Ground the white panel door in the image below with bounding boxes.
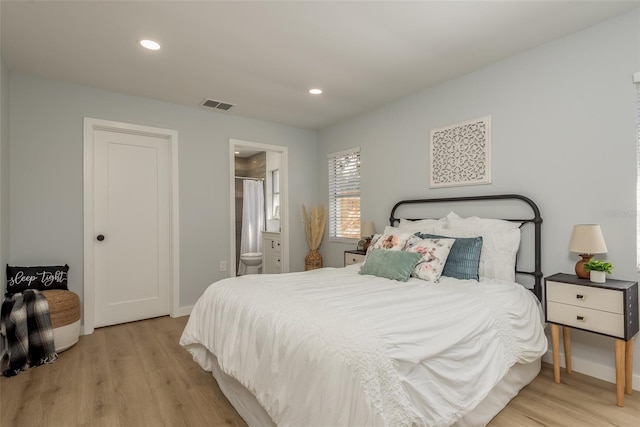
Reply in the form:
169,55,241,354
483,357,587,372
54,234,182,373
93,130,170,327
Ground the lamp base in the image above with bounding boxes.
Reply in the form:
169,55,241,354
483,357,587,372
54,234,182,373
575,254,593,279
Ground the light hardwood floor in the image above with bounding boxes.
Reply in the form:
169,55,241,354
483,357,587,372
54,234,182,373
1,316,639,426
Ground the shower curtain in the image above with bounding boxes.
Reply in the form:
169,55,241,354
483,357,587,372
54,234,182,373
238,179,265,275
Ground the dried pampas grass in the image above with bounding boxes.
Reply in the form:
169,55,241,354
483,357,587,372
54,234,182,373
302,205,327,250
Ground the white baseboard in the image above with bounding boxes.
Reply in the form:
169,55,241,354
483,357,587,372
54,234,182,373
80,306,193,335
174,305,193,317
542,350,640,391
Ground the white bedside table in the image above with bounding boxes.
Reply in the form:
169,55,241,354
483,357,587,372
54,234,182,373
545,273,639,407
344,250,366,266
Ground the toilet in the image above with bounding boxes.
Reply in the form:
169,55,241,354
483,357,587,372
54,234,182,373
240,252,263,274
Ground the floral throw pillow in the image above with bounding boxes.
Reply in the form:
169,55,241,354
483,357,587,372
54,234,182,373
405,238,455,282
367,233,416,253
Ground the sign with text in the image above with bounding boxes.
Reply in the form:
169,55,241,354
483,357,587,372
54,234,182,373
6,264,69,295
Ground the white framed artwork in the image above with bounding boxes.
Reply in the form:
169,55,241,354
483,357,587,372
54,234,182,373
429,115,491,188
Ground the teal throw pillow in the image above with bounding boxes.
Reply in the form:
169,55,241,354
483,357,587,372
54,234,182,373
359,249,422,282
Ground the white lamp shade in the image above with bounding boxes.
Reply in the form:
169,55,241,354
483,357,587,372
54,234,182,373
568,224,608,254
361,221,376,238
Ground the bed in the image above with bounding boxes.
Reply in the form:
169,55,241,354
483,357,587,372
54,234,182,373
180,194,548,427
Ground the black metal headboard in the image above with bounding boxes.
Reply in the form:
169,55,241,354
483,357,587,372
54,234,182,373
389,194,543,301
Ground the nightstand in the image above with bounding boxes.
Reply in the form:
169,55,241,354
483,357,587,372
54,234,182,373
344,250,366,266
545,273,639,406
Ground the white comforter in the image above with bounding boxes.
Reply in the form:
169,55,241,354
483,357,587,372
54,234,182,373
180,265,547,427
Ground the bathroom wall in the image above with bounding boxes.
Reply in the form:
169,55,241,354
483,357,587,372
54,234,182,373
234,152,266,272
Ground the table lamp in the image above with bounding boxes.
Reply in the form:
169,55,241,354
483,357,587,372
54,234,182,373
361,221,376,251
568,224,608,279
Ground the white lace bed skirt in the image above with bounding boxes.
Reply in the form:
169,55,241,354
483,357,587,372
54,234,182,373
193,345,541,427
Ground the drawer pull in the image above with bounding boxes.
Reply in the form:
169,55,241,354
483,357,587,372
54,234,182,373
576,315,585,321
576,294,584,300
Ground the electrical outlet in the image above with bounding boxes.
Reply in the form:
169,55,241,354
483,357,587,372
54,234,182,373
219,260,227,272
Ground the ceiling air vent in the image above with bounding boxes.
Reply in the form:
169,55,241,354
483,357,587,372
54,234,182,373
202,98,235,111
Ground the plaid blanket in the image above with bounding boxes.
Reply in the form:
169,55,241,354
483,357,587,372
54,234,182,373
1,290,57,377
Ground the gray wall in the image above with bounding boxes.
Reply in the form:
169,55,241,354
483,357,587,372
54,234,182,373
318,11,640,378
8,73,318,310
0,56,7,294
0,5,9,356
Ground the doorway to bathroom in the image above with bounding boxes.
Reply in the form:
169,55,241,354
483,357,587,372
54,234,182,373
229,139,288,277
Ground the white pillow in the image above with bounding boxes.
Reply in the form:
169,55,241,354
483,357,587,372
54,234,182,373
405,238,455,282
444,211,461,221
383,225,403,235
446,215,521,231
399,218,445,228
398,218,446,234
433,227,520,282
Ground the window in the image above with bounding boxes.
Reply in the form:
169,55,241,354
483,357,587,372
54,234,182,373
328,148,361,240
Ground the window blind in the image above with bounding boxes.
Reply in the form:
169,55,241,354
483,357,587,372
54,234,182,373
328,148,361,240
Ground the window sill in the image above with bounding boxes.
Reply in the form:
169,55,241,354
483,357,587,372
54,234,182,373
329,237,358,244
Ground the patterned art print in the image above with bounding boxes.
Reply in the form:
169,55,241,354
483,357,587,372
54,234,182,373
429,116,491,188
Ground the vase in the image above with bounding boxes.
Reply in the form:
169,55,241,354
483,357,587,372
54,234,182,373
590,270,606,283
305,249,323,271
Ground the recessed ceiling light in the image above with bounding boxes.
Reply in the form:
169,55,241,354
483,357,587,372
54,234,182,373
139,39,161,51
234,151,240,155
309,88,322,95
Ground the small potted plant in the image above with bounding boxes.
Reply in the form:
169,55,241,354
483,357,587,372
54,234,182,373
583,259,613,283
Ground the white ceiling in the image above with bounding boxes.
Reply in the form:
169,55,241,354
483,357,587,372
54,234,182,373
2,1,638,130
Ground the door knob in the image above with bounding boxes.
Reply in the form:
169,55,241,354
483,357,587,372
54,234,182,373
97,234,105,241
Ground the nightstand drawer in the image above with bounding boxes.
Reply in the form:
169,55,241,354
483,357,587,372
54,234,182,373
547,301,624,338
344,252,366,266
546,281,623,314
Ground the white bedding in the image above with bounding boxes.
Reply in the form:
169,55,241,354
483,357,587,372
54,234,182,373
180,264,547,427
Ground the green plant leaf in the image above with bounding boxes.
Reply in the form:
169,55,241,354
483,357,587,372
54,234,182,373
583,259,613,274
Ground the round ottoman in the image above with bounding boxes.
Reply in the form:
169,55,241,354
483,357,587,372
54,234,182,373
41,290,81,352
